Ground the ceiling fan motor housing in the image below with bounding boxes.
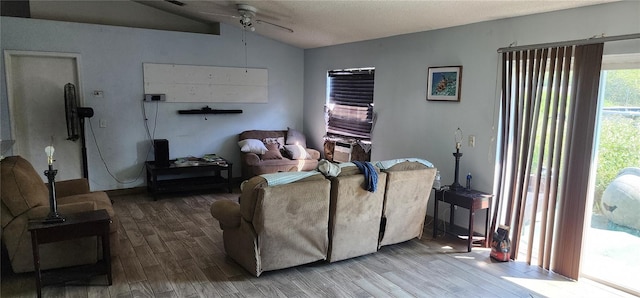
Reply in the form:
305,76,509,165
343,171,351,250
237,4,257,31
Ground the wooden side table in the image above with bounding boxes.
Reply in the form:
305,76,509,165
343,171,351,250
28,209,112,297
433,187,493,252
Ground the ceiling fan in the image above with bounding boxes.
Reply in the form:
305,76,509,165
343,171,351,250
201,4,293,33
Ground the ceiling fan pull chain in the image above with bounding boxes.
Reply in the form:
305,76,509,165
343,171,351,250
242,29,248,72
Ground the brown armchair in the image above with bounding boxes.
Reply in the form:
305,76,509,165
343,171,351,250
1,156,118,273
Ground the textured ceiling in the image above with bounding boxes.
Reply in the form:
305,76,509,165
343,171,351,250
139,0,618,49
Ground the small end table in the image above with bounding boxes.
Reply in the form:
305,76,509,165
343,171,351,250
433,187,493,252
28,209,112,297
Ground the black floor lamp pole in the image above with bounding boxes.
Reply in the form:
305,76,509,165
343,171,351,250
80,117,89,179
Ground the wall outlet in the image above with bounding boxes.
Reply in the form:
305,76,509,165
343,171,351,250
468,135,476,147
93,90,104,98
99,119,107,128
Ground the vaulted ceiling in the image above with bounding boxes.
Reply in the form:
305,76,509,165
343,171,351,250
136,0,617,49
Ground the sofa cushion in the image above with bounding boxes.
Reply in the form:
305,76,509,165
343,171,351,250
286,127,307,148
376,158,434,170
238,139,268,154
385,161,430,172
239,130,286,141
1,156,49,217
262,137,285,150
284,145,312,160
261,143,283,160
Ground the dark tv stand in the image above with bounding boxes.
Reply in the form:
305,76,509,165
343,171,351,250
145,157,233,199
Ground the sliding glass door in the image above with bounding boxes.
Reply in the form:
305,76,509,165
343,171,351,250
582,63,640,295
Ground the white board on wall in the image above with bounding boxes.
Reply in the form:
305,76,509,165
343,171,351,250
143,63,268,103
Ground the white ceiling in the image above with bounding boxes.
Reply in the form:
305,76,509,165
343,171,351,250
140,0,617,49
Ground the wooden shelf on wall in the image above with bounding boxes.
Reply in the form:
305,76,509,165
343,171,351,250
177,106,242,115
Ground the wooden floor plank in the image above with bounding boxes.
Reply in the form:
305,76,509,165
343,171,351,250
128,281,154,298
108,257,133,297
133,244,160,268
165,272,200,298
120,256,147,284
201,265,240,296
353,278,394,298
144,233,168,254
142,264,174,295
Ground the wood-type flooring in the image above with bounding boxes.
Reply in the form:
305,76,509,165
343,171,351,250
1,190,633,297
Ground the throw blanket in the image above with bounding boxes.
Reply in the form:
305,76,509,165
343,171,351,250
261,171,320,186
317,159,341,177
352,161,378,192
374,158,434,170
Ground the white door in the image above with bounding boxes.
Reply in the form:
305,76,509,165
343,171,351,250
5,51,83,181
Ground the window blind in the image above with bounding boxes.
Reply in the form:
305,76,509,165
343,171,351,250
327,69,374,139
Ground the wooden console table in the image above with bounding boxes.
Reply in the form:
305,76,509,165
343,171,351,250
146,156,233,198
28,209,112,298
433,187,493,252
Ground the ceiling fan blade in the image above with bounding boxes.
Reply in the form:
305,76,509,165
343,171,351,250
256,19,294,33
200,11,239,19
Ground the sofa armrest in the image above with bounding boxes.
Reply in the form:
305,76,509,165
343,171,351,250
306,148,320,160
26,201,97,220
242,153,261,166
50,178,91,197
211,200,241,229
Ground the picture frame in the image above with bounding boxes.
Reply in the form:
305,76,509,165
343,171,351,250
427,66,462,101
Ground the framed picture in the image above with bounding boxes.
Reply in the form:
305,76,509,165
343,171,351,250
427,66,462,101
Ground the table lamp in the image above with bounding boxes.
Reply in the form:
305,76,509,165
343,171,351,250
451,128,463,190
43,145,65,224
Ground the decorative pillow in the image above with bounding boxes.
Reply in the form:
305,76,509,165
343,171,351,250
262,137,285,150
238,139,268,154
284,144,311,160
286,127,307,148
261,143,283,160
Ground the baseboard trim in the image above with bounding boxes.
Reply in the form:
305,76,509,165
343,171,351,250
104,186,146,197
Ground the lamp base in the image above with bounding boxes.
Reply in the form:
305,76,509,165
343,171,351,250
450,182,464,191
42,213,65,224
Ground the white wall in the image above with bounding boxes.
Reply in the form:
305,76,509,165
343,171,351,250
1,17,304,191
303,1,640,230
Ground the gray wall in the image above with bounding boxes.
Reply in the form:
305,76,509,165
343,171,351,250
1,16,304,191
304,1,639,230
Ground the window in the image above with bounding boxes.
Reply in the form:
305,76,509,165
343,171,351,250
326,68,375,140
325,68,375,161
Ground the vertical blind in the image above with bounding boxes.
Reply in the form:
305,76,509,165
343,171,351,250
493,43,603,279
327,69,374,139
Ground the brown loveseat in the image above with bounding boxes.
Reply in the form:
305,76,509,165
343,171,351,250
210,172,330,277
1,156,118,273
238,129,320,179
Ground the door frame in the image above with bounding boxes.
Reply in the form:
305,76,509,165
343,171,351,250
4,50,85,154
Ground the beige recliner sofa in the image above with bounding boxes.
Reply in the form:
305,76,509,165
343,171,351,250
1,156,118,273
210,172,331,277
210,159,437,275
378,161,437,247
